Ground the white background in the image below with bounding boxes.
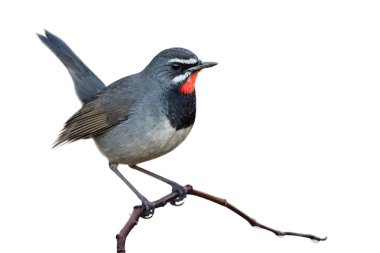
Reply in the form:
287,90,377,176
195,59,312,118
1,1,379,252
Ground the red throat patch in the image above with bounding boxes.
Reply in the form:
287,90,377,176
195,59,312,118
179,71,199,94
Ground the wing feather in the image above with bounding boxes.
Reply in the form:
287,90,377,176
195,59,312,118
53,75,142,147
53,98,129,147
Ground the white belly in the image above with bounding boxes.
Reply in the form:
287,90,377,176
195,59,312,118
94,117,193,165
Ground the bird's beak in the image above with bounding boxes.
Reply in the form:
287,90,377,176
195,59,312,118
188,61,218,72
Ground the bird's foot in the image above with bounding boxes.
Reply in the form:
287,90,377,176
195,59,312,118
141,198,155,219
170,183,187,206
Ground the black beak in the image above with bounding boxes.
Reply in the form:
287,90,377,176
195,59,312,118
188,61,218,72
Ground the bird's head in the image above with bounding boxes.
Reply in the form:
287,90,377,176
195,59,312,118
144,48,217,94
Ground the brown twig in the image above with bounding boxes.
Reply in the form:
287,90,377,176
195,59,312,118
116,184,327,253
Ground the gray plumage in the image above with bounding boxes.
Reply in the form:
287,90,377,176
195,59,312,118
52,56,195,164
38,31,200,163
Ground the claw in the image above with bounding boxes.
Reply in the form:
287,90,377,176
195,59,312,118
170,198,185,206
170,183,187,207
141,199,155,219
142,210,154,219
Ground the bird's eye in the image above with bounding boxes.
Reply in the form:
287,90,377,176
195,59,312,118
171,63,181,71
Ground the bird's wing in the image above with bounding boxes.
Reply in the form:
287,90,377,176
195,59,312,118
53,81,136,147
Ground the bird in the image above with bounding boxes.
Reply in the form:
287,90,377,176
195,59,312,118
37,30,217,218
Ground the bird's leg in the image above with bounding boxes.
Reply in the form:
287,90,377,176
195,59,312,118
130,165,187,206
109,163,154,218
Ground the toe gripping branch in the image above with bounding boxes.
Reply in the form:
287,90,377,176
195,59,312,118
115,185,327,253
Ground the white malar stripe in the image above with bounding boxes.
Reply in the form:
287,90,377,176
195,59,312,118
172,72,191,83
168,58,198,64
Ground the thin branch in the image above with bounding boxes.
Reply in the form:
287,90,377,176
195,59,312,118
116,184,326,253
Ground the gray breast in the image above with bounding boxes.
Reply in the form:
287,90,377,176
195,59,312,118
93,94,193,165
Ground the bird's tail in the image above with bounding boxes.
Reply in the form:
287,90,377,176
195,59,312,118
37,30,106,104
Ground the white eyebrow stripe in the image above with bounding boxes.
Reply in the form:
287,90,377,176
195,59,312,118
168,58,198,64
172,72,191,83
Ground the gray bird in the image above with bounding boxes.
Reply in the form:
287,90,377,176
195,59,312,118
37,30,217,217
